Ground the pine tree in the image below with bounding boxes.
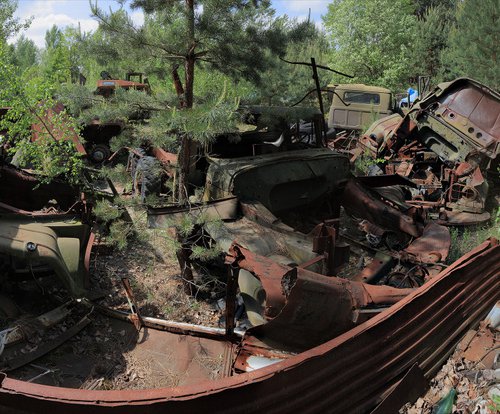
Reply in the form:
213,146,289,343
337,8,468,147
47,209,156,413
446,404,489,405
90,0,309,202
443,0,499,89
413,3,457,82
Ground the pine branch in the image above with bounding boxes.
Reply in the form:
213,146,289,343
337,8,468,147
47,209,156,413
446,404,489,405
91,2,186,59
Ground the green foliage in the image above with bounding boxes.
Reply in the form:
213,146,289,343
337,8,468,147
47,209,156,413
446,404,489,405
194,69,253,104
0,42,84,183
58,77,240,154
0,0,31,41
448,211,500,263
9,35,38,72
323,0,418,91
190,243,222,262
41,25,72,85
353,150,385,175
442,0,500,89
56,84,99,117
255,23,331,106
93,199,123,222
155,207,224,263
79,10,151,81
108,219,134,250
413,4,457,82
144,84,240,147
99,164,133,191
91,0,313,100
121,0,298,83
412,0,457,19
59,86,162,124
488,394,500,413
13,138,84,183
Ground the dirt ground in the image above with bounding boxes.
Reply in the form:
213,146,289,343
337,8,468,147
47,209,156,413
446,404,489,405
2,222,230,390
89,228,226,326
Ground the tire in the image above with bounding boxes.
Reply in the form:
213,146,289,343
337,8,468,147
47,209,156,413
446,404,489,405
90,144,111,163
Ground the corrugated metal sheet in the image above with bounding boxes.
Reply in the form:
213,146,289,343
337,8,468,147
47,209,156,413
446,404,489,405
0,239,498,414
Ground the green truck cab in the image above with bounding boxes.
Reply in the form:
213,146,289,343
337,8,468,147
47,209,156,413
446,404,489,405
327,84,394,133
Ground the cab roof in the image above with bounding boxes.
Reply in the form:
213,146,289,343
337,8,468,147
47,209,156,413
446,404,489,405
327,84,392,94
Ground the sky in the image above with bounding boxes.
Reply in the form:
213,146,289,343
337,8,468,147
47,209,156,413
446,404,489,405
12,0,330,48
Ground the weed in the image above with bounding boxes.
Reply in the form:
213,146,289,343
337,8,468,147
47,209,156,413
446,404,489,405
162,305,174,317
448,208,500,263
189,300,201,312
94,199,123,223
354,149,385,175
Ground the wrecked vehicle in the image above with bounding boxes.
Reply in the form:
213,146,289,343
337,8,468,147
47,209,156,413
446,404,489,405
81,71,152,162
0,234,497,413
327,83,394,134
0,162,95,379
0,104,498,413
94,71,151,98
354,78,499,225
7,71,151,165
0,163,94,299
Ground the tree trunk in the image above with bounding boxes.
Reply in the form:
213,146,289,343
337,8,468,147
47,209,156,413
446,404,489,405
176,0,196,203
184,0,195,109
184,55,195,109
176,134,191,204
171,63,186,108
176,236,194,296
176,0,197,295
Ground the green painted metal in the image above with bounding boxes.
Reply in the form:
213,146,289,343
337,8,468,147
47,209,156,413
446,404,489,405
0,219,90,296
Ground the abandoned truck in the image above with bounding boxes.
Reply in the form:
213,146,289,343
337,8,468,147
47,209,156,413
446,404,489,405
0,105,499,413
351,77,500,226
326,84,394,134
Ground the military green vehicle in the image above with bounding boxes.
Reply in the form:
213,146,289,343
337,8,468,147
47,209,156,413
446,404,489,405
327,84,394,133
0,164,94,301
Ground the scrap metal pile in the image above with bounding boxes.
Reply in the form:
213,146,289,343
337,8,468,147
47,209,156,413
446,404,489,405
352,78,499,226
0,78,498,413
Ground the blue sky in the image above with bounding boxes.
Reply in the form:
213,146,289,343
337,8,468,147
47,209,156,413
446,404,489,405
13,0,330,47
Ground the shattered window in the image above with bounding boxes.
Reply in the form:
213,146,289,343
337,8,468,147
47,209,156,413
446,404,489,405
343,92,380,105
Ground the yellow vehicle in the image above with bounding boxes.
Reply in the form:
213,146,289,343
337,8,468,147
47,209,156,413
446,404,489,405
327,84,394,133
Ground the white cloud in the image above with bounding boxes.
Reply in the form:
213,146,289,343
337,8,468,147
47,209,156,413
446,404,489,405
12,0,98,48
20,14,98,47
24,0,57,16
130,10,144,27
286,0,330,13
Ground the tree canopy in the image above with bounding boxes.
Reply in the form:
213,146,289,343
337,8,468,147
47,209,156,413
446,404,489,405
0,0,31,42
443,0,499,90
90,0,311,107
323,0,417,90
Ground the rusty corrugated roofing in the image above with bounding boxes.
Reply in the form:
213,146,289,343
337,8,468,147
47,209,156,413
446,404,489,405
1,239,498,414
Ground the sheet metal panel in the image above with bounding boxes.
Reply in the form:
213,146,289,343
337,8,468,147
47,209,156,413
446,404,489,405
0,240,498,414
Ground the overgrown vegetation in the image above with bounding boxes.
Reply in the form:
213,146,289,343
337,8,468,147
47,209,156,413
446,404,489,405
448,208,500,263
323,0,498,90
0,42,84,183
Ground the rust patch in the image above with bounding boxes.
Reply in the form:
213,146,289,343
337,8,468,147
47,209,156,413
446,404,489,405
0,239,497,413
